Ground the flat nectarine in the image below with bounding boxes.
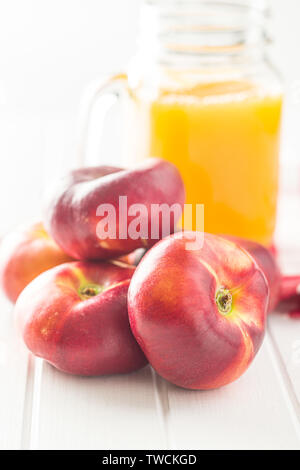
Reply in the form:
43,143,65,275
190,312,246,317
44,159,185,260
128,232,268,390
15,260,147,375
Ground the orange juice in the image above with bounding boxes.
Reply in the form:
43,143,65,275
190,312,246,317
147,81,282,246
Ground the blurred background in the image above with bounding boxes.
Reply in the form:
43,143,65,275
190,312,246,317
0,0,299,234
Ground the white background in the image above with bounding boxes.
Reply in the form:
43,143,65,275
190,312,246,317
0,0,299,231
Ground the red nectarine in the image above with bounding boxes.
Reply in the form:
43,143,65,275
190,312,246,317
128,232,268,390
15,260,147,375
44,159,185,260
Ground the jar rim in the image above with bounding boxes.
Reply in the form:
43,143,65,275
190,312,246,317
139,0,270,63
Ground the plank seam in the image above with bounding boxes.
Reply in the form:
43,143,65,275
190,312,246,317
29,358,43,450
20,356,43,449
150,367,172,449
20,355,35,449
266,330,300,446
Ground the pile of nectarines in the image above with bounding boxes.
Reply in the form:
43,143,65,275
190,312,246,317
0,158,294,389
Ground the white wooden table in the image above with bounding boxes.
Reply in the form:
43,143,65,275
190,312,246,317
1,115,300,450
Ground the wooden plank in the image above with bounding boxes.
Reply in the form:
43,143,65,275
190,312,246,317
0,114,46,449
0,296,29,449
268,314,300,408
35,363,167,450
164,337,300,450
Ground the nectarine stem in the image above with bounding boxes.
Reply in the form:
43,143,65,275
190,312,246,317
216,288,233,315
79,285,101,300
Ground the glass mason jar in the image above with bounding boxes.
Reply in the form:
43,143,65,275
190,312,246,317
80,0,283,246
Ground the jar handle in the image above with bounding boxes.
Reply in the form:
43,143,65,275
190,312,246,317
77,73,128,166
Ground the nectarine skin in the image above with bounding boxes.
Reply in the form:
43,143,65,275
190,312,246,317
0,222,72,303
44,159,185,260
15,260,147,376
128,232,268,390
225,236,281,312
